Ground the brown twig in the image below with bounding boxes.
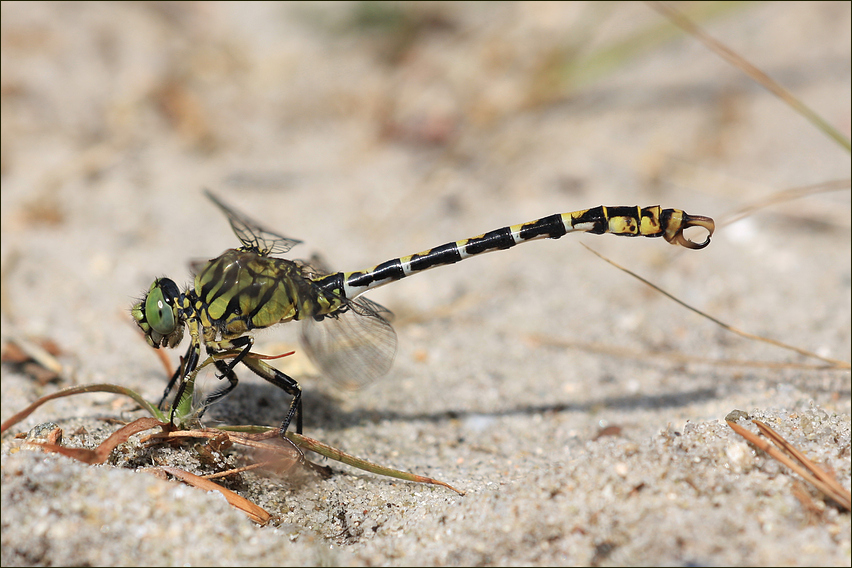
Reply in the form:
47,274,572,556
727,415,850,511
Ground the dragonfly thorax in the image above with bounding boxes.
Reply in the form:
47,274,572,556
192,249,342,339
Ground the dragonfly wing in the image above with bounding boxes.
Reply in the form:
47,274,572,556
293,254,336,281
300,296,397,391
205,189,302,255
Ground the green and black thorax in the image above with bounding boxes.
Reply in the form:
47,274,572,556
192,248,346,338
133,247,348,350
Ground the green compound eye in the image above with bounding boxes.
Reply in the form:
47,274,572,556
145,284,176,335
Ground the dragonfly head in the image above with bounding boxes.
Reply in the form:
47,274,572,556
132,278,184,349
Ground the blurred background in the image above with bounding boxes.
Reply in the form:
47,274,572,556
1,2,849,565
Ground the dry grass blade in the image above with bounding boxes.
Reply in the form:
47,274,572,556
718,179,852,227
201,461,277,480
751,419,851,511
148,428,303,471
148,428,299,455
29,420,275,524
581,243,850,370
726,416,851,511
2,337,64,375
34,417,165,465
3,381,462,496
525,335,843,371
1,384,163,434
648,1,851,152
148,427,463,493
287,430,466,495
158,466,272,525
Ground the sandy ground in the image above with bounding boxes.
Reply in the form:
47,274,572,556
1,2,850,566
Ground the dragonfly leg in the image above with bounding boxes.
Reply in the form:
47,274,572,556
194,336,254,418
167,339,201,425
198,336,303,435
158,366,181,410
239,355,303,436
158,342,196,410
194,358,240,419
198,336,254,418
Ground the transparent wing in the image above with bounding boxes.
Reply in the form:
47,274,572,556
205,189,302,256
189,258,207,274
300,296,397,391
293,253,335,280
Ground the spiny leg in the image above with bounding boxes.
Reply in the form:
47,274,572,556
239,355,303,436
158,365,182,411
190,359,240,420
163,340,202,426
194,336,255,418
199,335,303,435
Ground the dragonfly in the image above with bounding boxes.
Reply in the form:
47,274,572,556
132,190,714,439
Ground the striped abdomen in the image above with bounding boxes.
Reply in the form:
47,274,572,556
314,206,714,301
